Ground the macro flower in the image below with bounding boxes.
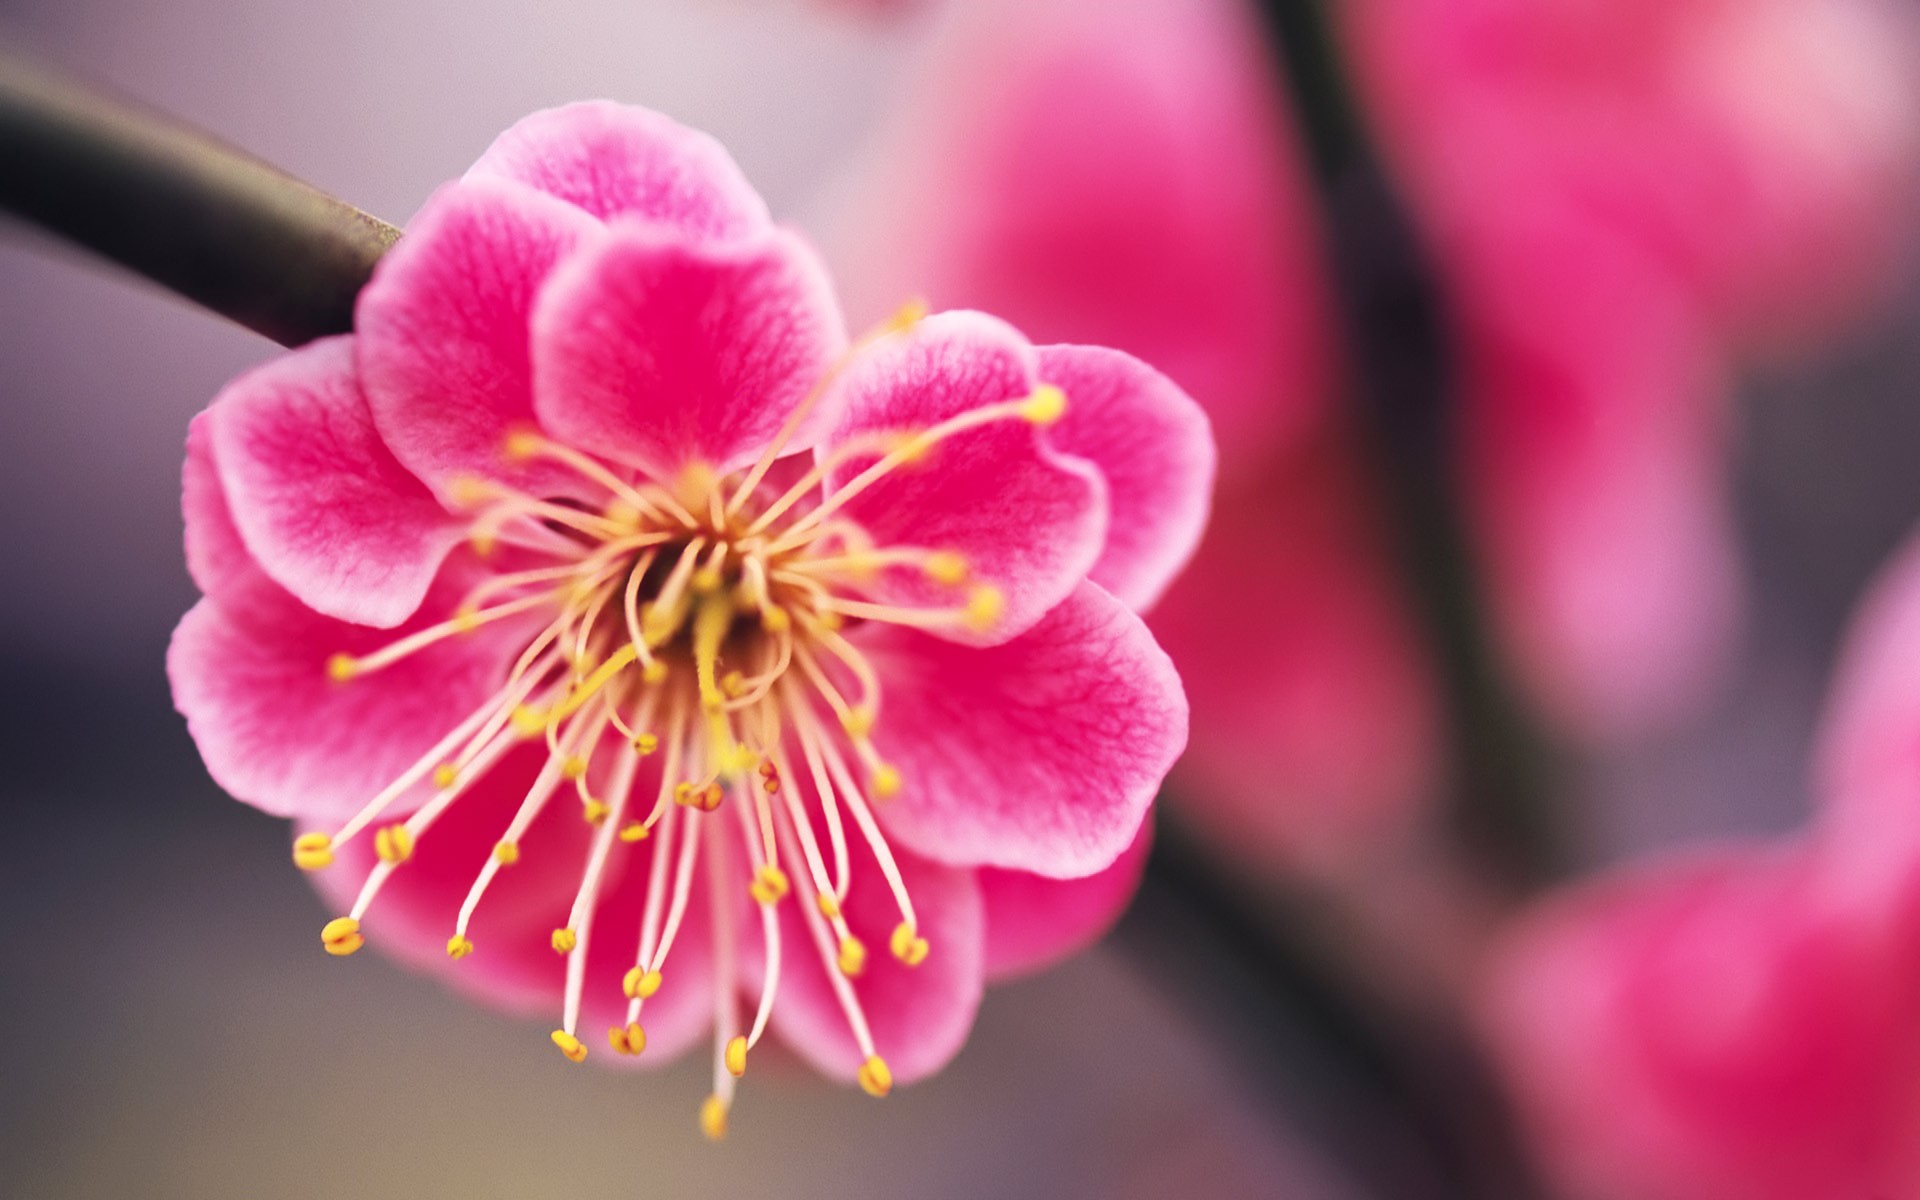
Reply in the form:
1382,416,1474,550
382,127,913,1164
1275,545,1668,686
167,101,1205,1132
1479,531,1920,1200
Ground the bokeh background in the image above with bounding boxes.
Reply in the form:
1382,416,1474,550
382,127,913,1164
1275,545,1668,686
2,1,1918,1197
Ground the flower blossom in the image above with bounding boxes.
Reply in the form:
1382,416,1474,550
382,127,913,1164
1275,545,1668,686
1479,531,1920,1200
167,101,1207,1132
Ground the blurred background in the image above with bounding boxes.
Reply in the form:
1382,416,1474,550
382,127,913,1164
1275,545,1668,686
2,0,1918,1197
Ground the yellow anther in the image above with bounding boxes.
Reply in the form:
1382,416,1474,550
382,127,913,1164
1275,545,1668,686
450,607,481,634
582,799,611,825
433,762,459,789
674,782,696,808
561,755,590,781
325,654,359,683
840,706,876,739
551,927,578,954
699,782,724,812
446,935,474,960
550,1029,587,1064
604,499,642,529
924,550,969,586
619,820,650,843
1019,382,1067,425
838,935,868,977
857,1055,894,1098
895,432,933,465
469,531,497,558
883,296,928,333
321,917,363,957
510,705,548,738
623,967,664,999
760,606,792,634
493,840,521,866
699,1094,728,1141
890,922,930,967
447,474,492,508
720,670,746,698
871,764,902,800
749,865,791,906
725,1035,748,1077
374,823,414,864
692,567,723,593
817,891,842,920
642,659,669,685
292,832,333,871
502,427,544,462
632,732,659,755
609,1021,647,1056
817,611,844,632
676,460,718,510
965,585,1005,632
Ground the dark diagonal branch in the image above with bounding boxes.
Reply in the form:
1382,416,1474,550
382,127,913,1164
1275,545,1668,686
1249,0,1562,886
0,54,398,347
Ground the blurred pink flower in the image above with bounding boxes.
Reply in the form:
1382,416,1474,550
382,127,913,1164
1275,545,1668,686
168,102,1206,1130
1346,0,1919,738
1349,0,1920,349
825,0,1442,869
1480,531,1920,1200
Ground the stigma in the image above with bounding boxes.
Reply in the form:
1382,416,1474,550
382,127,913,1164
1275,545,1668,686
294,316,1062,1130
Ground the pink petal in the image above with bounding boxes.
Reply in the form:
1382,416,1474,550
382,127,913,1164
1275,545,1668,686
167,553,539,823
818,311,1107,646
1480,847,1916,1200
467,101,771,239
1458,214,1739,743
1810,531,1920,934
1037,344,1214,613
356,177,601,501
979,819,1152,982
181,412,254,602
859,581,1185,878
530,224,848,481
308,745,713,1064
1151,452,1442,870
206,336,463,628
750,814,984,1087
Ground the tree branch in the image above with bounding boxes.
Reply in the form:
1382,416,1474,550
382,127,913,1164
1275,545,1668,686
0,53,399,347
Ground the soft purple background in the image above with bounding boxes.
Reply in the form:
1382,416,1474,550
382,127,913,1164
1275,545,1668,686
1,1,1917,1197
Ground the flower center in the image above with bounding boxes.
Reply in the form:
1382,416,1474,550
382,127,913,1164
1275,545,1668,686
294,314,1067,1134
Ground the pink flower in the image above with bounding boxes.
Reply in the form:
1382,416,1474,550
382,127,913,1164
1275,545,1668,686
1479,531,1920,1200
167,101,1206,1131
1344,0,1919,738
825,0,1442,869
1349,0,1920,349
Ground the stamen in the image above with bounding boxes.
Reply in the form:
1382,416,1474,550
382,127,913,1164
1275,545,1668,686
320,916,363,956
806,703,920,935
769,387,1066,553
771,801,886,1075
326,590,552,681
560,739,642,1038
348,728,523,924
724,296,928,520
453,711,608,940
